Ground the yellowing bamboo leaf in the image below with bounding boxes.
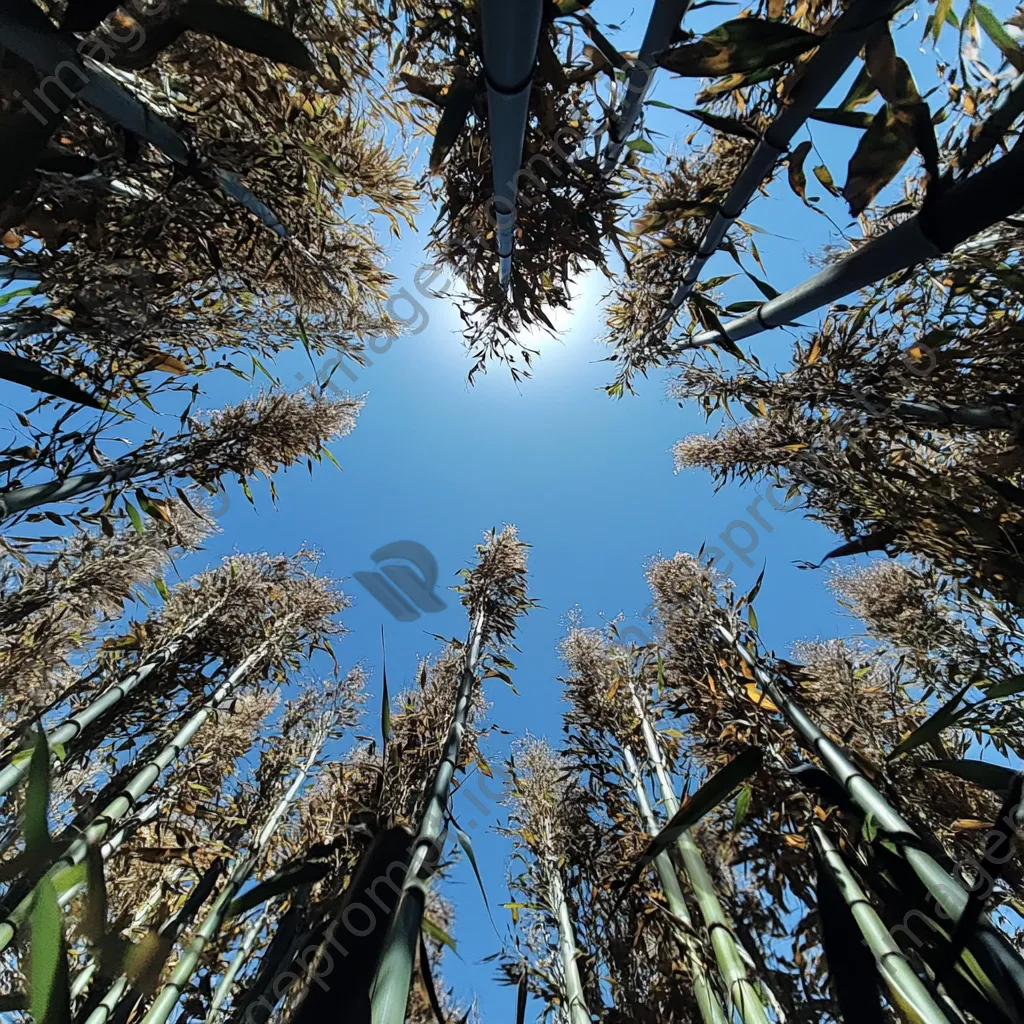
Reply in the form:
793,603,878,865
745,682,780,713
660,18,819,77
787,140,812,201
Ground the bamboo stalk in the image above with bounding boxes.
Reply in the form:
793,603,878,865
0,605,222,798
479,0,545,284
543,819,593,1024
205,903,274,1024
719,625,1024,1017
602,0,692,174
683,143,1024,348
0,645,268,953
811,825,957,1024
369,609,486,1024
627,682,771,1024
0,451,189,520
622,745,728,1024
82,861,224,1024
661,0,900,318
141,742,324,1024
59,797,169,907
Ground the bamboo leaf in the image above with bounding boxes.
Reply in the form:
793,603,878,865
678,107,762,141
660,19,819,77
29,878,71,1024
25,730,51,858
732,784,752,830
972,3,1024,71
932,0,954,42
809,108,875,129
82,846,108,947
422,915,457,953
787,140,812,201
626,137,655,154
840,66,879,111
984,675,1024,700
418,929,448,1024
430,76,476,170
616,748,764,905
922,759,1019,793
0,353,104,409
843,104,916,215
886,681,974,760
182,0,315,70
453,825,498,936
380,626,392,744
813,164,840,196
226,862,333,918
124,500,145,535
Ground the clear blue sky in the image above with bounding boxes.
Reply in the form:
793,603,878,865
2,0,1011,1017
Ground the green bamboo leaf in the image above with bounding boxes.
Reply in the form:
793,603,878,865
617,747,764,906
422,914,457,953
418,929,448,1024
227,862,333,918
932,0,954,42
922,759,1019,793
984,674,1024,700
972,3,1024,71
839,66,878,110
886,681,974,760
453,825,498,936
29,878,71,1024
809,108,875,129
182,0,314,70
25,731,51,857
660,18,819,77
0,353,104,409
430,75,476,170
747,604,759,631
123,500,145,535
83,846,108,945
626,137,655,154
732,784,752,830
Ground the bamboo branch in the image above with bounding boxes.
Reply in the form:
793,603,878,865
683,143,1024,349
661,0,901,319
602,0,693,174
